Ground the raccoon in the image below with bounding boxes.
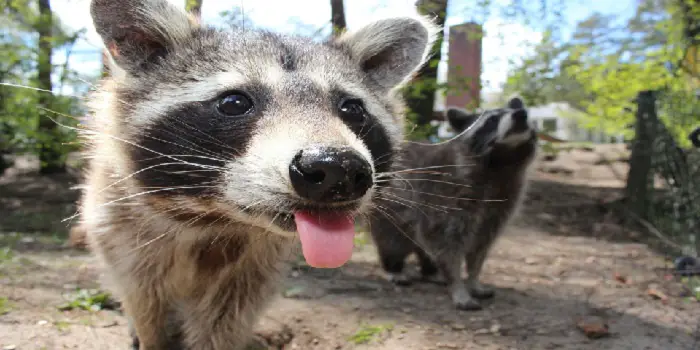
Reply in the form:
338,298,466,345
79,0,438,348
368,96,538,310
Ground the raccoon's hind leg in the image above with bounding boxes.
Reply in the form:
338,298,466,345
465,247,495,299
434,250,482,311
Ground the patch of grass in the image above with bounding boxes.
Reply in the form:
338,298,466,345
0,247,14,263
0,297,14,315
348,323,394,345
57,289,116,312
54,320,70,332
353,232,369,248
681,276,700,301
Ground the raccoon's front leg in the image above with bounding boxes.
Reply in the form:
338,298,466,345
180,303,257,350
416,248,445,285
371,234,413,286
378,250,412,286
121,294,170,350
465,248,495,299
435,251,482,311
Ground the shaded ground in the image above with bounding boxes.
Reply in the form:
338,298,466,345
1,146,699,350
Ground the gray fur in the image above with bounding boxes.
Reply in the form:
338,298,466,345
81,0,439,349
368,96,538,310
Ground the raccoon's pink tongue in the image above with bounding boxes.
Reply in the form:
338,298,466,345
294,211,356,269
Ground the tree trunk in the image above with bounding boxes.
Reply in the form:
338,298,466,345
403,0,448,126
625,90,658,220
185,0,203,20
330,0,346,37
36,0,64,174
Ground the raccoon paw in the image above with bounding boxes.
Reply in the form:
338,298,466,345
387,272,413,286
451,287,483,311
129,336,139,350
454,298,483,311
419,273,447,286
468,283,495,299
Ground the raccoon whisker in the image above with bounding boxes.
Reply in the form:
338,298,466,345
135,205,189,248
375,195,434,217
132,154,235,166
140,132,230,164
358,122,378,140
376,163,479,177
209,199,271,246
184,209,218,228
163,169,222,174
376,191,456,212
210,218,236,249
266,212,282,231
129,228,175,254
377,173,416,191
62,185,219,223
375,178,473,189
371,205,434,256
385,170,452,176
378,185,507,203
403,110,490,147
66,81,241,159
147,113,244,156
93,162,217,196
147,127,232,160
40,110,228,172
0,82,85,101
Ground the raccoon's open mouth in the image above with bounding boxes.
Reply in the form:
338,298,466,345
266,203,360,233
253,201,363,269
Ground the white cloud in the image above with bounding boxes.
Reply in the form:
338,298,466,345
49,0,542,97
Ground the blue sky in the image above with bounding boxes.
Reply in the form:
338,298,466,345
49,0,637,94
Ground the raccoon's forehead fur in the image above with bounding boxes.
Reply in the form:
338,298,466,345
84,0,439,230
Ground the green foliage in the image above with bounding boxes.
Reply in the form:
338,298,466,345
0,296,13,315
347,323,394,344
57,289,114,312
503,0,700,147
1,0,89,168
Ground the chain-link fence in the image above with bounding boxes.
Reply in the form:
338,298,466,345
646,91,700,259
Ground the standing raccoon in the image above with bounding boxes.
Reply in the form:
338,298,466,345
369,97,538,310
78,0,438,348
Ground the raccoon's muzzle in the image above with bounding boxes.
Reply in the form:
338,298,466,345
286,145,374,269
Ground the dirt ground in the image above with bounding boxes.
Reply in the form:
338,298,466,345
1,145,699,350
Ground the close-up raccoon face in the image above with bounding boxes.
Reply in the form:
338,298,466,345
445,97,537,155
86,0,436,267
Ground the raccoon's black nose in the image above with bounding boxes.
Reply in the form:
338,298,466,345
289,146,373,203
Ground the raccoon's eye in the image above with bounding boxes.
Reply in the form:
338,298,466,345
339,99,366,122
217,93,253,116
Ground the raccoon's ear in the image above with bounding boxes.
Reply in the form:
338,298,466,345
90,0,199,74
336,16,439,91
445,107,477,132
506,96,525,109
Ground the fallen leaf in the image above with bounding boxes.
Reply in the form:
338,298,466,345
450,323,466,331
576,318,610,339
613,273,628,284
647,288,668,301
